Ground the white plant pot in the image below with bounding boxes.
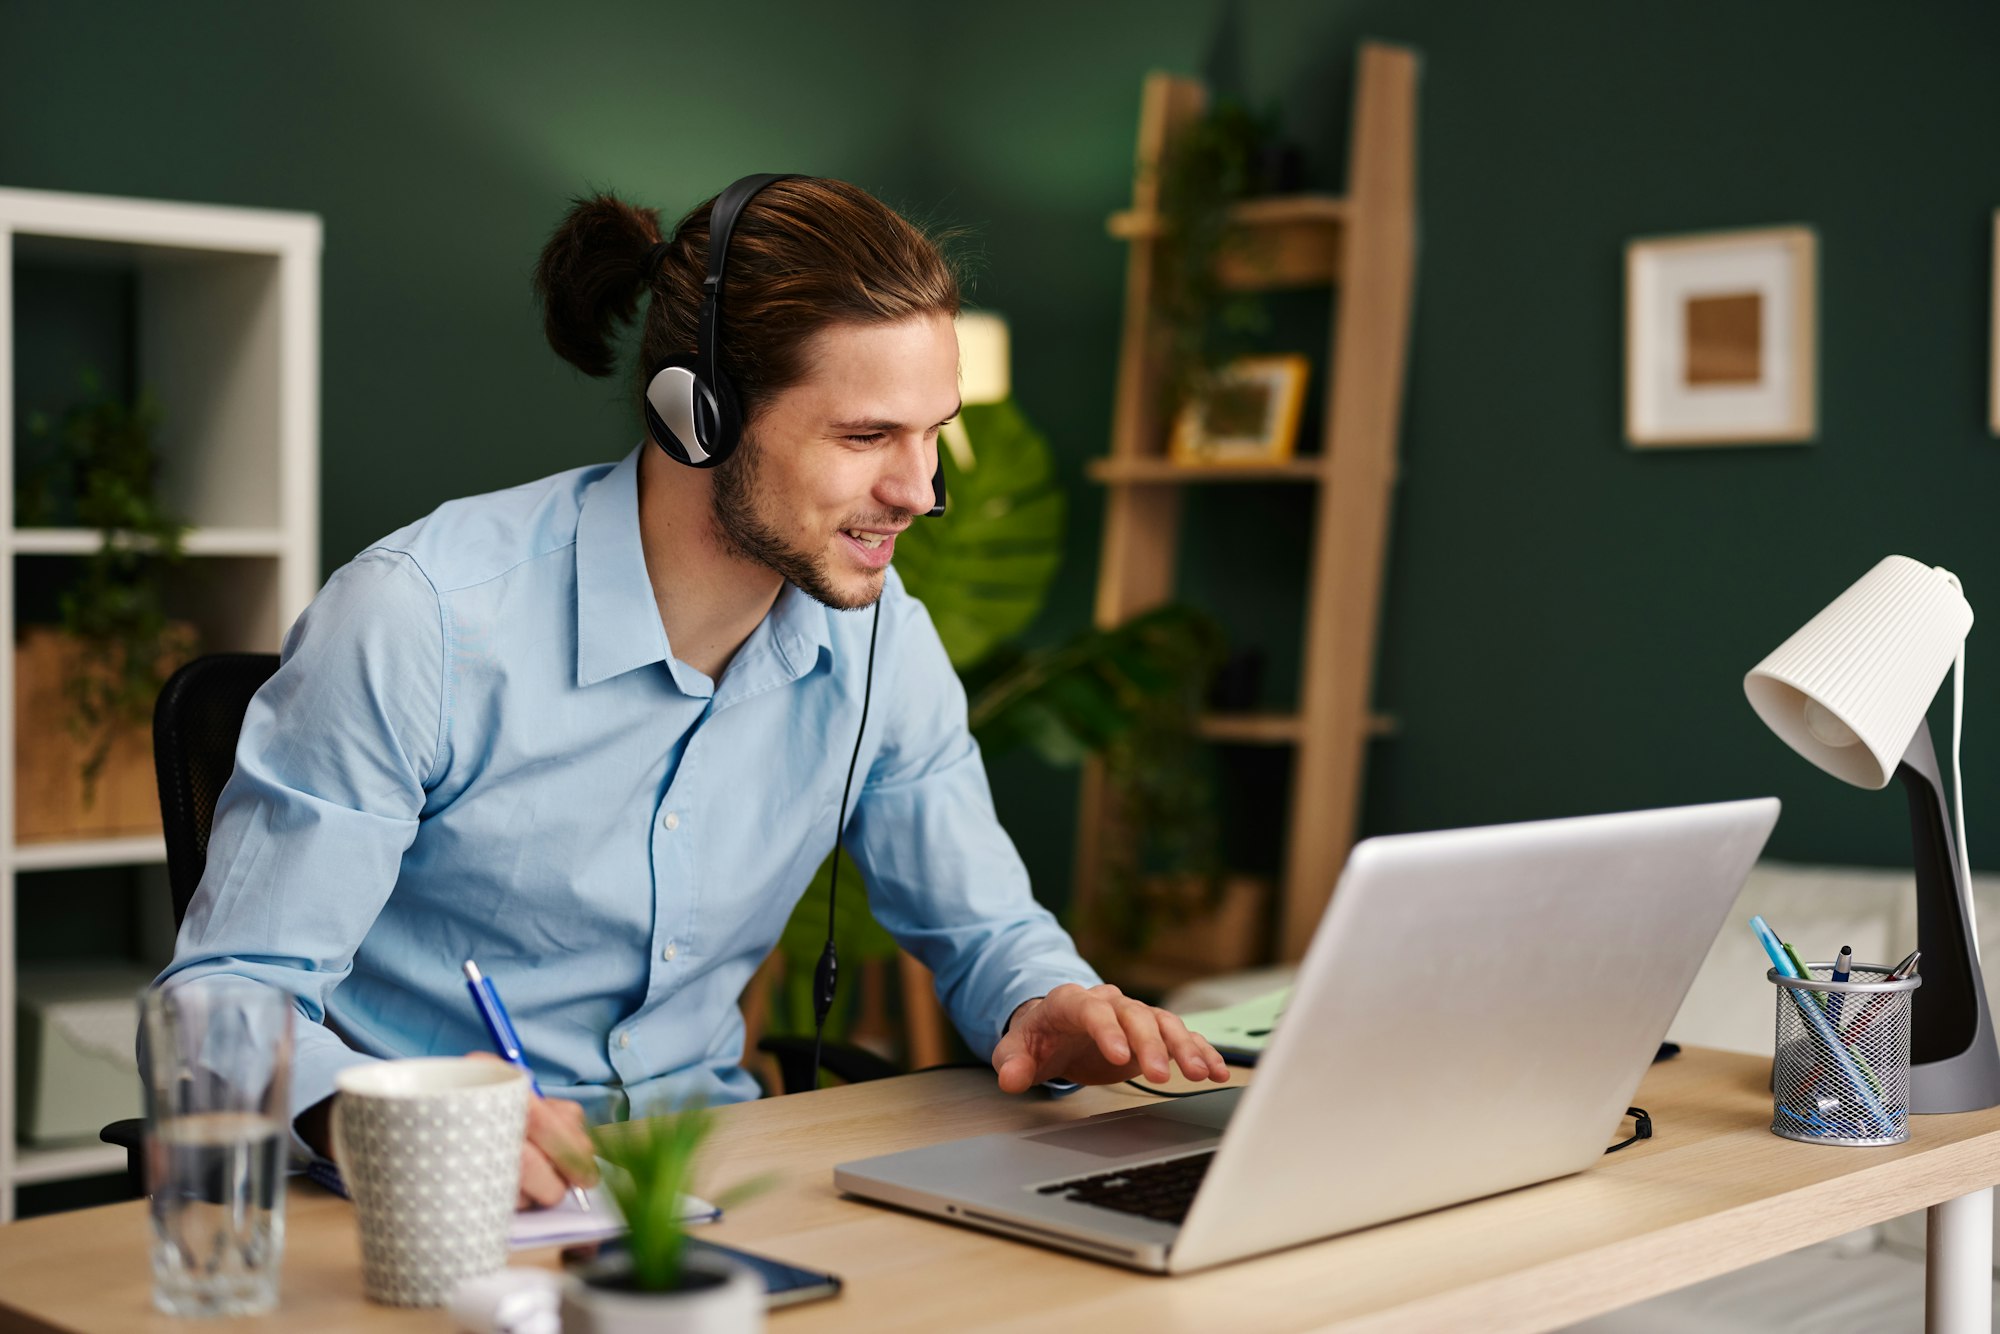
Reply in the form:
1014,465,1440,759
560,1254,764,1334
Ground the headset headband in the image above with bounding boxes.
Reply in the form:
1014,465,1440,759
696,173,798,392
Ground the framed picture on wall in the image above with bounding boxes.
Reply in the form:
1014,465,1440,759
1169,354,1310,465
1625,225,1817,447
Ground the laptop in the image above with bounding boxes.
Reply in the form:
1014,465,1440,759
835,798,1780,1273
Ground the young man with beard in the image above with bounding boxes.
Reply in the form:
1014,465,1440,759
160,176,1228,1208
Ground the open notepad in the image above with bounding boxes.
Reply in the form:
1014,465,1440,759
304,1157,717,1250
1178,985,1290,1065
508,1185,719,1250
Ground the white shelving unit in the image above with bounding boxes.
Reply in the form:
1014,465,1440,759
0,187,320,1220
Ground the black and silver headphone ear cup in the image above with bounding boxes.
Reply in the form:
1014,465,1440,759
644,355,729,468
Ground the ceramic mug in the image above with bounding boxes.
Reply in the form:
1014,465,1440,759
332,1058,529,1307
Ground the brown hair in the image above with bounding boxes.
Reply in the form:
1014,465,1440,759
534,178,962,423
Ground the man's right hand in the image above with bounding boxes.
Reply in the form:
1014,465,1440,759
301,1055,600,1211
462,1052,598,1209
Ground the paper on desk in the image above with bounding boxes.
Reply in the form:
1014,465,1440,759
306,1154,716,1249
1177,985,1291,1062
507,1185,719,1250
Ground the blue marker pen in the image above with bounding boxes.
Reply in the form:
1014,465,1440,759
464,960,591,1211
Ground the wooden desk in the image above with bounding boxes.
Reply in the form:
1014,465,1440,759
3,1048,2000,1333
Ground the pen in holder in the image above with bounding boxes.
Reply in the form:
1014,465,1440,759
1769,962,1921,1146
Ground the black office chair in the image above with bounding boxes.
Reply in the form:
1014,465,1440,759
104,653,891,1188
151,654,284,926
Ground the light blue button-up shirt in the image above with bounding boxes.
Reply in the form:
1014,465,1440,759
160,447,1097,1130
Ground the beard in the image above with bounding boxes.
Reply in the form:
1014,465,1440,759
709,434,902,612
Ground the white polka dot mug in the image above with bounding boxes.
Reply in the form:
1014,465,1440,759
332,1058,530,1307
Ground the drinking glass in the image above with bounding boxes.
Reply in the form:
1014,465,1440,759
141,977,293,1316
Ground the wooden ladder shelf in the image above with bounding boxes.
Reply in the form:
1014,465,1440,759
1075,41,1419,968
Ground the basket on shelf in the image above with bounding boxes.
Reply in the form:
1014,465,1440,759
13,625,192,843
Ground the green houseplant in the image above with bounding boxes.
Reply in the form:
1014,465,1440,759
1153,98,1280,418
11,375,197,846
19,373,196,803
560,1105,773,1332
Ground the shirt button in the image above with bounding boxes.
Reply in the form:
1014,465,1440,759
616,1032,630,1050
662,941,678,962
662,811,680,831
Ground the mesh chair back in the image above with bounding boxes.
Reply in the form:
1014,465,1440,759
153,653,279,928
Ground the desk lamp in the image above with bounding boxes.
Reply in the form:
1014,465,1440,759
1745,554,2000,1113
943,310,1010,471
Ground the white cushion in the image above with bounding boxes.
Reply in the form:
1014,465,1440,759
1666,860,1917,1057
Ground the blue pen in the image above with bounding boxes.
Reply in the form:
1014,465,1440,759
1778,1104,1838,1134
1749,917,1893,1135
464,960,592,1211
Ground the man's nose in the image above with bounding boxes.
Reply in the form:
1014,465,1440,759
877,437,937,515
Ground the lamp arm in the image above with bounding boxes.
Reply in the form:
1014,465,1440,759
1898,720,2000,1111
1950,638,1976,946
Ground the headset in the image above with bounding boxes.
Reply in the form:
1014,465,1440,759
641,174,945,1083
641,172,946,518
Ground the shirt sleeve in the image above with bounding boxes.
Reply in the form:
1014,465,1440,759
152,549,445,1155
844,586,1100,1059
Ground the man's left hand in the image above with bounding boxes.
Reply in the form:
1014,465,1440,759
992,983,1231,1093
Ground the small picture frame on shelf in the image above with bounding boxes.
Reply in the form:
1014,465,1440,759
1625,225,1817,447
1169,354,1309,466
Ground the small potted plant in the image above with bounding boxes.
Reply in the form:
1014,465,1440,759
1153,97,1285,418
560,1104,771,1334
15,373,196,838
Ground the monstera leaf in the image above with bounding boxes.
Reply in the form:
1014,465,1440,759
892,399,1064,671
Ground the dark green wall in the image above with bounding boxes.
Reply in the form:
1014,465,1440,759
7,1,2000,901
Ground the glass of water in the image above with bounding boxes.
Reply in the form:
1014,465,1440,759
141,977,293,1317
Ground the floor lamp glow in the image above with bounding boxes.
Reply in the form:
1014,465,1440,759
1745,555,2000,1113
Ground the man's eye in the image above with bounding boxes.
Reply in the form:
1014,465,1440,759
846,433,886,445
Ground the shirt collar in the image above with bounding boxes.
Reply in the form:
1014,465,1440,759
765,580,834,682
574,445,835,690
575,446,671,687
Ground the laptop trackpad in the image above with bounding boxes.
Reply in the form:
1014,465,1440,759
1027,1115,1216,1159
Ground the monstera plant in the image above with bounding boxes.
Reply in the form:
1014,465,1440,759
770,399,1221,1052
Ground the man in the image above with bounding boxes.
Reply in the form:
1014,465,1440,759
161,177,1227,1208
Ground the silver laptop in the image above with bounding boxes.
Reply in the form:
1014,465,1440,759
836,798,1779,1273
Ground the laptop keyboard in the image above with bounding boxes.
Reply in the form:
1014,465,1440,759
1036,1150,1215,1225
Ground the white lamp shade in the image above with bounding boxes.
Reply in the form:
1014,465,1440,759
1745,555,1972,789
955,310,1010,406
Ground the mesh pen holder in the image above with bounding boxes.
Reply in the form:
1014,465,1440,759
1769,963,1921,1146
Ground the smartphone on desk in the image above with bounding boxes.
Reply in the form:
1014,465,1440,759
593,1237,842,1309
